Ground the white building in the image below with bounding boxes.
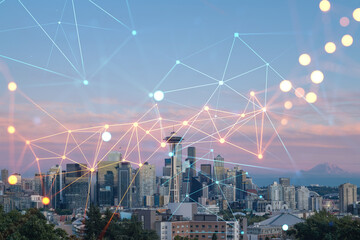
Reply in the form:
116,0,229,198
296,186,310,211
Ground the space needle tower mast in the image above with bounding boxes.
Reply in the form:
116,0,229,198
164,131,183,203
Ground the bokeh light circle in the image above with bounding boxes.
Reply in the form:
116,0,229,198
8,82,17,91
353,8,360,22
306,92,317,103
340,17,350,27
154,90,164,101
279,80,292,92
102,131,112,142
284,101,293,110
295,88,305,98
341,34,353,47
324,42,336,54
7,126,15,134
319,0,331,12
282,224,289,231
8,175,18,185
311,70,324,84
298,54,311,66
281,119,288,126
42,197,50,205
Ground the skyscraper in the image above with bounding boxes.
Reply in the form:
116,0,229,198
46,165,62,209
199,164,211,184
137,163,156,206
64,163,89,210
187,147,196,178
118,162,132,208
164,132,183,203
339,183,357,213
296,186,310,211
1,169,8,185
213,155,225,194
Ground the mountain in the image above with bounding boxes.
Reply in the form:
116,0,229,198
300,163,349,176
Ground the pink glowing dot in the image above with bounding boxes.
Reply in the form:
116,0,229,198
340,17,350,27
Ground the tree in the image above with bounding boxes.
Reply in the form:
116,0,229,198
84,204,103,240
212,233,218,240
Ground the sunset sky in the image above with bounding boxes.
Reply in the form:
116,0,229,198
0,0,359,184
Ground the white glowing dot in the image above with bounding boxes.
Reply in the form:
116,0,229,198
241,113,245,117
219,138,225,144
219,80,224,85
353,8,360,22
319,0,330,12
342,34,353,47
102,131,112,142
133,122,138,127
104,124,109,129
324,42,336,54
183,121,188,126
306,92,317,103
161,142,166,148
250,91,255,96
299,54,311,66
146,130,150,134
204,106,209,111
258,154,263,159
8,82,17,91
215,181,219,184
311,70,324,84
262,108,267,112
282,224,289,231
154,90,164,101
279,80,292,92
139,163,143,167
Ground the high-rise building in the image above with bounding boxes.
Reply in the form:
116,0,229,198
199,164,211,184
1,169,8,185
213,155,225,195
279,177,290,187
118,162,132,208
339,183,357,213
187,147,196,178
235,168,247,200
296,186,310,211
45,165,63,209
163,158,171,177
137,163,156,206
309,191,323,212
164,132,183,203
283,185,296,209
97,152,121,206
64,163,89,210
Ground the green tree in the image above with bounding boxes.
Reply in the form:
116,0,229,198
84,205,104,240
212,233,218,240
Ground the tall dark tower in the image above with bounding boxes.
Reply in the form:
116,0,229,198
187,147,196,178
164,132,183,203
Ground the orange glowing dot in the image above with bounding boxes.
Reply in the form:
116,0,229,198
8,82,17,91
311,70,324,84
7,126,15,134
133,122,138,127
219,138,225,144
90,168,95,173
298,54,311,66
104,124,109,129
319,0,331,12
42,197,50,205
258,154,263,159
161,142,166,148
324,42,336,54
62,155,66,160
295,88,305,98
139,163,143,167
279,80,292,92
250,91,255,96
8,175,17,185
340,17,350,27
36,158,39,161
281,119,288,126
284,101,293,110
306,92,317,103
146,130,150,134
204,106,209,111
353,8,360,21
26,140,30,145
183,121,188,126
342,34,353,47
241,113,245,117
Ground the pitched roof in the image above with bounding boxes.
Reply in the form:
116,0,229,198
258,213,304,227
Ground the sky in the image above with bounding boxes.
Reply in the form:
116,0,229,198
0,0,360,185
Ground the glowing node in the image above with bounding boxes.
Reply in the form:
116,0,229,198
182,121,188,126
204,106,209,111
58,21,61,24
259,195,263,199
104,124,109,129
146,130,150,134
215,181,219,184
153,90,164,101
234,32,239,37
282,224,289,231
186,194,189,198
90,168,95,173
279,80,292,92
8,82,17,91
139,163,143,167
36,158,39,161
306,92,317,103
26,140,30,145
62,155,66,160
241,113,245,118
210,149,214,152
148,93,154,98
176,60,180,64
295,88,305,98
122,158,126,162
68,130,72,134
298,54,311,66
131,30,137,36
281,119,288,126
133,122,139,127
241,231,245,235
83,80,89,85
245,172,248,175
219,138,225,144
311,70,324,84
102,132,111,142
262,107,267,112
8,175,17,185
319,0,331,12
219,80,224,86
168,152,174,157
284,101,293,110
353,8,360,22
7,126,15,134
250,91,255,96
161,142,166,148
42,197,50,205
342,34,353,47
324,42,336,54
340,17,350,27
258,154,263,159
